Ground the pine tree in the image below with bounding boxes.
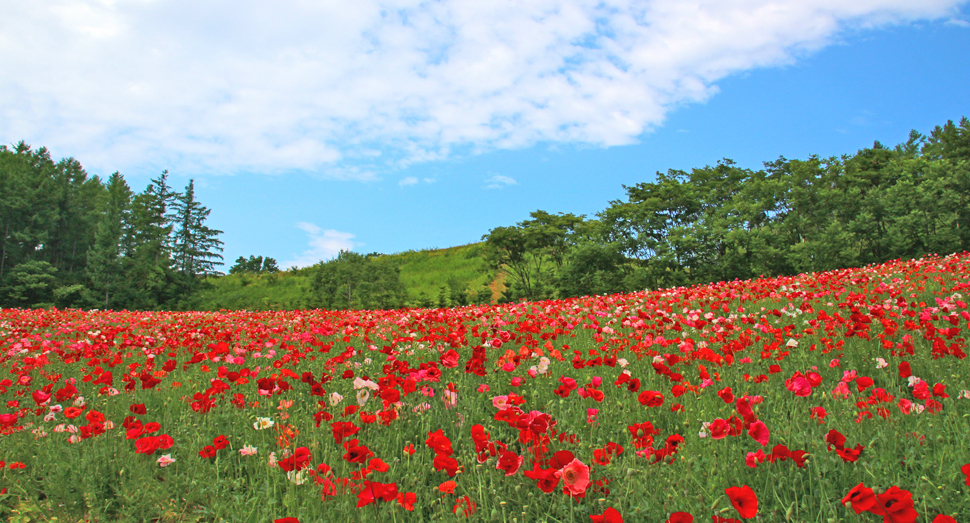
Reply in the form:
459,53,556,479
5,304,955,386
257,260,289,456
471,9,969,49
123,171,177,308
171,179,224,279
86,172,131,307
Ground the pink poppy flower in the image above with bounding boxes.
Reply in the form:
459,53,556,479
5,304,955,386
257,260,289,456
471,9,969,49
555,458,590,497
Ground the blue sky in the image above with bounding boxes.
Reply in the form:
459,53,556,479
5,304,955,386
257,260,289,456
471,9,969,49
1,1,969,269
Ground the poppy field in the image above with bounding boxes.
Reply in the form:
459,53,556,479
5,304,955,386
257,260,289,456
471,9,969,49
2,254,970,522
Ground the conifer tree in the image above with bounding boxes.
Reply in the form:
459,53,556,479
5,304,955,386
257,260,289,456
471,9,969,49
86,172,131,307
171,179,224,279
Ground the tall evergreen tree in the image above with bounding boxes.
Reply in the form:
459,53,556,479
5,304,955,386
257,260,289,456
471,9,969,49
171,179,224,279
86,172,131,307
123,171,177,308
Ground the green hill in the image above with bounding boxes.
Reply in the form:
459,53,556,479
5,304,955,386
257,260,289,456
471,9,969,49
182,243,500,311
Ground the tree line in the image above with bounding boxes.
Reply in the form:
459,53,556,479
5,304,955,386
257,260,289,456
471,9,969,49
484,117,970,302
0,142,225,309
7,116,966,311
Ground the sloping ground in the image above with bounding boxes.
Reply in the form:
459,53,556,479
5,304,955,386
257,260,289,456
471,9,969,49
184,243,500,310
181,271,307,311
391,243,496,303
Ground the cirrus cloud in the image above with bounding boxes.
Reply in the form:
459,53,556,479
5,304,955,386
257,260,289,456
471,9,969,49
0,0,964,179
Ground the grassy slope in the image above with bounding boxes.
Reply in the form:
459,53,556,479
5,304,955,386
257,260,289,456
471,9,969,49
394,243,497,303
184,243,500,311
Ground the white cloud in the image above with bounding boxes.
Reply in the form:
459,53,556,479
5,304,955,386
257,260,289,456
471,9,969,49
398,176,419,186
485,174,518,189
282,223,357,269
0,0,963,179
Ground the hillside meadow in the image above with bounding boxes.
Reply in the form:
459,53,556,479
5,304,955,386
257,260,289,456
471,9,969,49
183,244,497,312
1,253,969,522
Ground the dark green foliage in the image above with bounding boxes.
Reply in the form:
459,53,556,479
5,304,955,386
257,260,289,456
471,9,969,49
171,179,224,280
304,250,408,310
0,145,224,310
86,173,131,308
482,210,585,301
229,255,279,274
555,241,629,298
0,260,58,308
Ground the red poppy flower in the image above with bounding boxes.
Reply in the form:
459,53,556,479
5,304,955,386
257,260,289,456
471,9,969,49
129,403,147,415
356,480,399,507
747,420,769,446
32,389,51,405
126,424,144,440
841,482,876,514
898,361,911,378
709,418,729,439
785,374,812,397
199,445,216,459
135,436,160,455
144,422,161,433
825,430,846,450
810,406,827,423
274,518,299,523
836,444,864,463
638,390,664,407
380,387,401,404
962,463,970,486
433,455,459,477
426,429,454,457
397,491,416,511
932,516,957,523
279,447,312,471
724,485,758,519
524,462,559,493
589,507,623,522
342,439,374,464
871,486,918,523
212,435,229,450
496,451,524,476
440,349,460,368
855,376,874,392
453,495,476,517
912,380,931,400
665,513,693,523
157,434,174,449
331,421,360,443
